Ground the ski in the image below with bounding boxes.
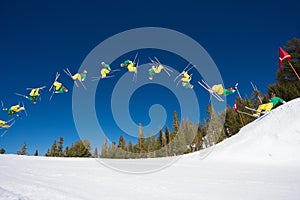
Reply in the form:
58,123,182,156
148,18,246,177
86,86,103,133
245,106,256,112
234,83,242,98
21,102,27,117
1,100,5,111
49,91,55,101
1,130,8,137
6,118,15,123
174,63,194,83
153,57,173,76
243,106,271,120
237,110,258,118
49,72,60,92
175,78,181,87
79,80,87,90
49,72,58,101
245,106,266,114
14,93,28,99
91,75,115,81
26,86,46,90
198,80,224,102
133,70,137,82
238,109,271,120
133,59,139,82
133,52,138,64
163,67,171,76
63,68,72,78
64,68,79,87
110,69,121,73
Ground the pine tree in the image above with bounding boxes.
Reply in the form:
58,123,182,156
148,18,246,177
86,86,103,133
117,135,126,150
169,111,181,156
45,149,50,156
146,135,151,157
281,38,300,81
116,135,126,158
162,132,169,156
34,149,38,156
50,140,58,157
164,126,170,156
180,118,196,154
157,129,163,149
204,103,223,147
17,142,27,155
68,139,92,157
165,126,170,145
100,136,108,158
250,88,263,108
193,122,206,151
172,129,187,155
235,96,255,125
64,146,69,157
150,131,156,157
68,144,74,157
93,148,98,158
182,118,197,146
224,105,241,137
57,137,64,157
154,129,163,157
81,139,92,157
127,141,134,158
216,110,227,143
107,141,116,158
170,111,180,140
137,123,146,155
0,148,5,154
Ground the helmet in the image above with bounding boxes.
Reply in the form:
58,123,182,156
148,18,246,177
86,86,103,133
270,92,275,98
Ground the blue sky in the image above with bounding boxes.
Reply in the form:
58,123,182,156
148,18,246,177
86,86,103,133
0,0,299,155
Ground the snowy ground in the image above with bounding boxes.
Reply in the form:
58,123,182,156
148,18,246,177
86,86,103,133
1,99,300,200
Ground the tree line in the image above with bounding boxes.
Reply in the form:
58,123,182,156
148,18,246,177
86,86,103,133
0,138,93,157
44,137,92,157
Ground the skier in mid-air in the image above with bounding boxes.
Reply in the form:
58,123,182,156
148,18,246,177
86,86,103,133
64,68,87,89
121,59,137,73
2,102,26,118
180,71,194,89
49,72,68,100
198,80,238,102
209,84,238,96
148,57,173,80
15,86,46,104
174,63,195,89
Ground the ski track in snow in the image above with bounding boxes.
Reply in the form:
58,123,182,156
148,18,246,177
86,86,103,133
1,98,300,200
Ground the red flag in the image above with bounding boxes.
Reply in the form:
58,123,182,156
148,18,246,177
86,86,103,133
279,47,291,70
233,100,238,112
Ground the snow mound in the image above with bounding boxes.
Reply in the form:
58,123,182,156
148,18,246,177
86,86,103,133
197,98,300,163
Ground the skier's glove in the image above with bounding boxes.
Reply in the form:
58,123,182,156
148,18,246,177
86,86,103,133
282,101,286,104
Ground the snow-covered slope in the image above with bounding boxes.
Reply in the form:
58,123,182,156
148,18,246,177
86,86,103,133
193,98,300,163
0,98,300,200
